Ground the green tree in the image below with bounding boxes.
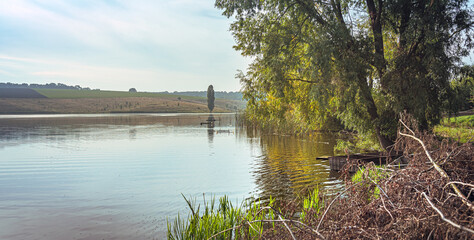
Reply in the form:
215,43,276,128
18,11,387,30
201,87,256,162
444,65,474,114
215,0,473,150
129,88,137,93
207,85,215,112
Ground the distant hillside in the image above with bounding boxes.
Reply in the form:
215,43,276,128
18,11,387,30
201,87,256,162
158,91,244,101
0,82,248,101
0,88,245,114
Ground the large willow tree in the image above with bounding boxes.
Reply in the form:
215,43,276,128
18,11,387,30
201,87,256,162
216,0,473,149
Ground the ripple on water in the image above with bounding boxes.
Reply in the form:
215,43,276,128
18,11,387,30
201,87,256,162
0,113,342,239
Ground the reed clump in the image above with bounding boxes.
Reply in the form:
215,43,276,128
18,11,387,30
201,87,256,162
167,195,279,240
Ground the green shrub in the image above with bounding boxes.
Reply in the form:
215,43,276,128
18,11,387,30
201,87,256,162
351,167,388,201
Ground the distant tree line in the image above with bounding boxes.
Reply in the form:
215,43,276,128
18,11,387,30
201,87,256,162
0,82,92,90
158,91,243,101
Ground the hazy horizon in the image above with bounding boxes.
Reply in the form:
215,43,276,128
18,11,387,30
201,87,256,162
0,0,251,92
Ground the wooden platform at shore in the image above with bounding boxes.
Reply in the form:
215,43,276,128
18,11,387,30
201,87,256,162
328,152,403,172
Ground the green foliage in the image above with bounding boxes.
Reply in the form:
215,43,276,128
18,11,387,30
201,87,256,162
334,133,383,155
352,167,389,201
441,115,474,128
443,65,474,114
216,0,474,149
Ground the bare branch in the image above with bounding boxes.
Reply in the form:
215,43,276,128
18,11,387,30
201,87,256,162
399,120,474,211
422,192,474,234
444,181,474,190
317,182,361,231
277,214,297,240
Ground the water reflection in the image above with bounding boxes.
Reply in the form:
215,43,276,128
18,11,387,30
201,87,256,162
0,113,342,239
207,114,215,144
251,133,341,201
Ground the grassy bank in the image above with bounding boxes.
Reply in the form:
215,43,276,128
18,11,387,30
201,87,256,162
434,114,474,143
0,97,231,114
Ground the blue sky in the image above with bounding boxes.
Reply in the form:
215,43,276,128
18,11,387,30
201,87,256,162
0,1,472,92
0,0,251,91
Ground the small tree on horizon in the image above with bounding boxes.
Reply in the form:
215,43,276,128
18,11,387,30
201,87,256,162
129,88,137,93
207,85,215,112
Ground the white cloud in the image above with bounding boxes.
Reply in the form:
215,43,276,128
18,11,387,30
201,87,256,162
0,0,249,91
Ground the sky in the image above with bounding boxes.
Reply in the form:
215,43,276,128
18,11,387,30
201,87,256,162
0,0,251,92
0,1,472,92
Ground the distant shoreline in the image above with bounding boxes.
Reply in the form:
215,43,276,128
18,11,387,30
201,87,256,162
0,88,245,114
0,97,242,115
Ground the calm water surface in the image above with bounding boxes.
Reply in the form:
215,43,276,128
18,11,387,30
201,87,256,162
0,113,342,239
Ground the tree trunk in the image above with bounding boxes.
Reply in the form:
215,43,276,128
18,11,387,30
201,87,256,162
375,128,394,151
358,74,394,151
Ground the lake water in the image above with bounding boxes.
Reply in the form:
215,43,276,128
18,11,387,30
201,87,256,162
0,113,342,239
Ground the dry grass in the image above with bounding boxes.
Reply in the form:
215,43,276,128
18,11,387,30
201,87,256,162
0,97,232,114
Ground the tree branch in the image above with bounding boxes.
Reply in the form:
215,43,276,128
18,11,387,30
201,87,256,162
295,0,327,26
422,192,474,234
399,120,474,211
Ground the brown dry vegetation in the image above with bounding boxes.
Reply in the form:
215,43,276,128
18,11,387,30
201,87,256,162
0,97,233,114
261,118,473,239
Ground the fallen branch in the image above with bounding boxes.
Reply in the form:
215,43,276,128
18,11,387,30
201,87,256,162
249,219,325,240
317,182,361,231
277,214,297,240
263,205,326,239
444,181,474,190
422,192,474,235
207,206,326,240
399,120,474,211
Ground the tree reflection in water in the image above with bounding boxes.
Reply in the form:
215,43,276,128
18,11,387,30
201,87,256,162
238,125,343,201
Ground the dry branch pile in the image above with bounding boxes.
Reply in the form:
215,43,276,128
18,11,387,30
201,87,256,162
263,119,473,239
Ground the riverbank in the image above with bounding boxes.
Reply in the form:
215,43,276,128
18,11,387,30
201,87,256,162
167,119,474,239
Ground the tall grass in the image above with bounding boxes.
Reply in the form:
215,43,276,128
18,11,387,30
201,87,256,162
300,187,322,222
167,190,325,239
167,195,277,240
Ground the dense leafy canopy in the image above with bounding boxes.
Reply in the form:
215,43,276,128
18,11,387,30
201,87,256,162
216,0,473,149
